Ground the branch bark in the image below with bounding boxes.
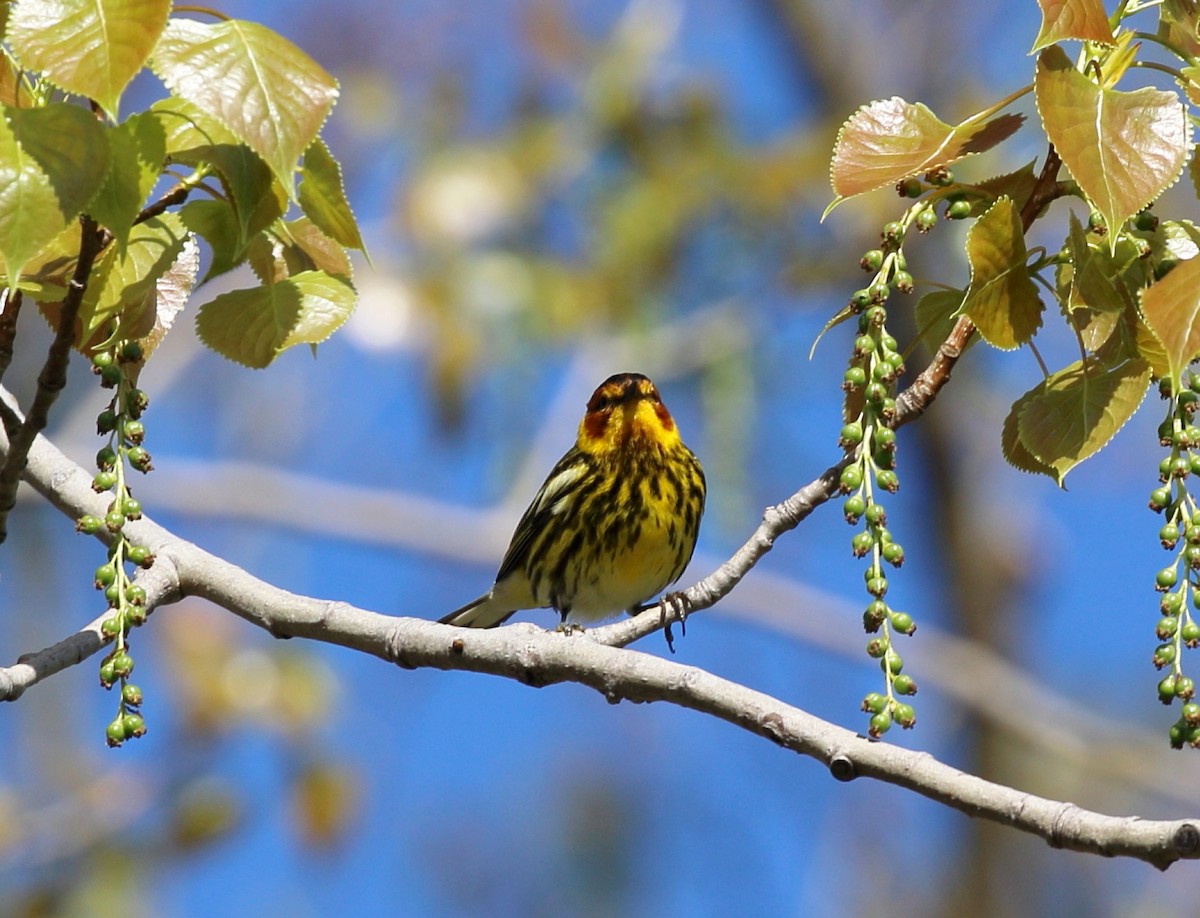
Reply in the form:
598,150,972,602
0,392,1197,869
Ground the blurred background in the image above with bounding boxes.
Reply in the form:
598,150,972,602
2,0,1199,915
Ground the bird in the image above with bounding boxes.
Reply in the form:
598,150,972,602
440,372,705,629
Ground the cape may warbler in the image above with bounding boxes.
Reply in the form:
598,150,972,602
440,372,705,628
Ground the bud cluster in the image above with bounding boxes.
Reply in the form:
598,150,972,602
1147,373,1200,748
81,342,154,747
838,191,935,737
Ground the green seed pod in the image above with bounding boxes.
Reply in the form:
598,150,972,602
875,470,899,492
104,583,121,605
125,584,146,606
122,498,142,520
1170,720,1187,748
1184,702,1200,726
123,713,146,738
889,609,914,634
892,703,916,728
916,207,938,232
1172,456,1191,479
892,270,914,294
840,422,864,446
1182,622,1200,646
868,282,890,304
864,305,887,327
861,692,888,714
96,446,117,471
100,616,121,638
946,199,971,220
892,673,917,695
873,427,896,451
96,410,118,434
120,341,144,362
1149,487,1173,511
92,471,117,493
863,600,888,632
99,659,117,687
1161,592,1184,614
126,605,146,626
881,221,905,246
866,575,889,598
860,249,884,272
881,542,905,567
850,288,874,311
111,651,133,677
1177,676,1196,699
896,177,923,198
126,446,153,473
1158,419,1175,445
1087,210,1106,234
94,564,117,588
1160,523,1181,548
122,683,143,706
91,351,115,370
1158,674,1179,703
126,388,149,418
883,648,903,675
839,464,864,492
843,366,868,389
851,531,874,557
1153,643,1177,667
122,420,145,445
99,364,122,388
105,717,127,746
126,545,152,567
868,711,892,737
1156,566,1179,590
866,637,889,658
76,514,103,535
104,510,125,532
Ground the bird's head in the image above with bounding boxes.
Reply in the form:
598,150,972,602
577,372,680,453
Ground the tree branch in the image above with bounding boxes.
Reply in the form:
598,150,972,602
1,391,1198,868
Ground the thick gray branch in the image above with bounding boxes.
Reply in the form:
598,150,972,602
1,398,1198,869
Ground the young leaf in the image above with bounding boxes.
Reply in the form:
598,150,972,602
75,213,189,347
1017,356,1152,485
137,234,199,356
1031,0,1114,51
152,97,284,246
1035,45,1189,250
151,17,339,195
195,270,355,368
826,97,1024,210
7,0,171,119
1001,387,1057,477
298,137,364,252
0,103,108,285
1062,209,1131,316
88,113,167,251
1139,254,1200,379
960,197,1044,349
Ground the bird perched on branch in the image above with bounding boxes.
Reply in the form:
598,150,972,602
440,372,705,629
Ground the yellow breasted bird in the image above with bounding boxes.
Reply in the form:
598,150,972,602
440,372,706,628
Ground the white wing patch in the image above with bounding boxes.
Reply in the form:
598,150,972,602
535,464,584,515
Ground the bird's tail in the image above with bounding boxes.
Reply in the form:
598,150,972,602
438,592,516,628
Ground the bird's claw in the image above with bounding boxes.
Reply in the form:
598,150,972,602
658,591,692,654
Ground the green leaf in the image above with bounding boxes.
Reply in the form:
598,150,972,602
195,270,355,368
1035,45,1189,250
1061,209,1131,317
914,288,966,350
7,0,171,119
970,161,1039,218
1017,355,1152,485
180,197,247,282
152,97,283,246
1031,0,1114,51
0,103,108,284
88,113,166,251
298,137,364,252
77,212,189,346
826,97,1023,212
247,217,354,285
960,197,1044,349
1139,254,1200,378
150,17,338,195
1001,387,1057,477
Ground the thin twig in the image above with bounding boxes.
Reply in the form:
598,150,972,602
0,215,104,542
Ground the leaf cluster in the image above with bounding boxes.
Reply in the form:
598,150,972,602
0,0,364,367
